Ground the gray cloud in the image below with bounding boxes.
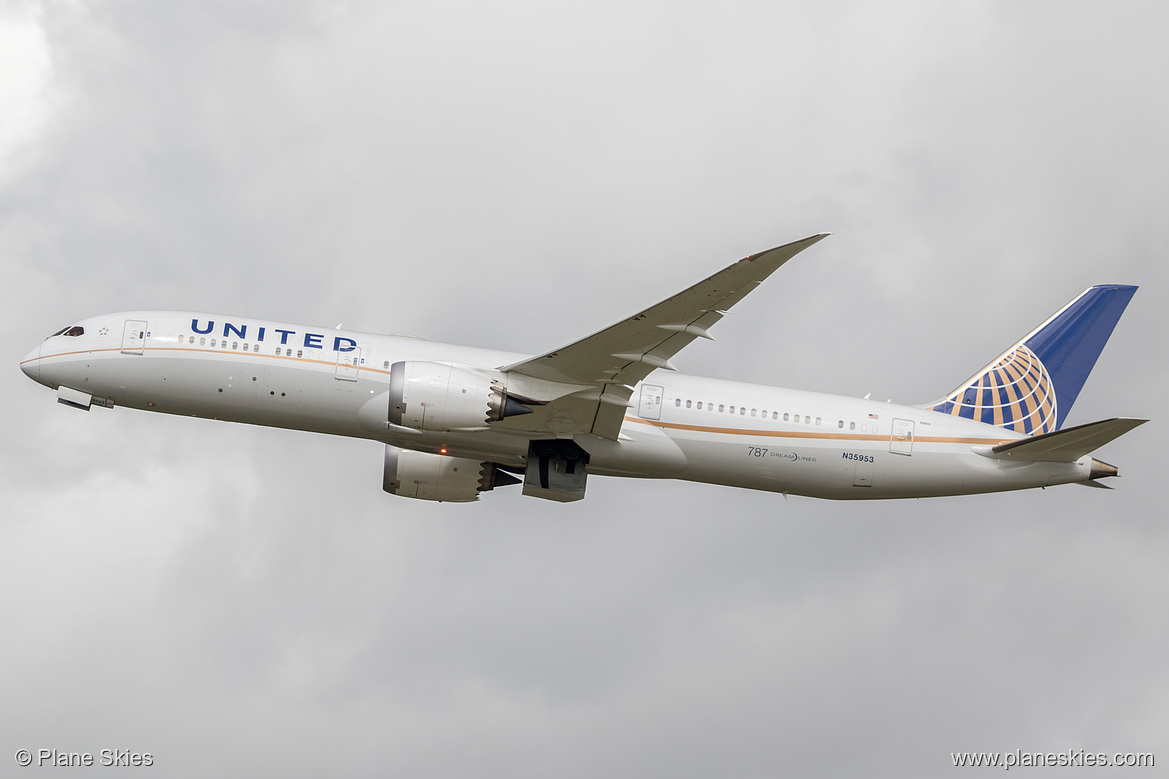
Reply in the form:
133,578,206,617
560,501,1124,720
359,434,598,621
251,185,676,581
3,1,1167,776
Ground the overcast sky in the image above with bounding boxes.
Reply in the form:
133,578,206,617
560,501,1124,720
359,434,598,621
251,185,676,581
3,1,1167,776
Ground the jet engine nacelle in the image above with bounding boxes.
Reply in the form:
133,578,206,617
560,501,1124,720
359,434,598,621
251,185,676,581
388,361,531,432
382,445,520,503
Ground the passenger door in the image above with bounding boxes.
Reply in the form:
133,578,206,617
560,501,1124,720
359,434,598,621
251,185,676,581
335,348,361,381
890,418,915,455
638,384,663,420
121,319,147,355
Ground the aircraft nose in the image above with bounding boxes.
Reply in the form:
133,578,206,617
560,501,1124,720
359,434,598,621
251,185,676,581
20,344,41,383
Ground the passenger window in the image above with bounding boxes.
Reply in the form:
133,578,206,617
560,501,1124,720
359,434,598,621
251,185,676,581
718,404,724,413
740,407,746,415
793,414,800,423
383,361,390,369
211,339,217,347
200,337,206,346
838,420,844,429
806,416,812,425
253,344,260,352
850,422,856,430
772,412,778,420
675,399,681,407
750,409,757,417
232,342,238,350
729,406,735,414
815,417,821,425
188,336,194,344
686,400,692,408
276,347,282,356
297,350,303,358
783,413,789,422
696,402,703,410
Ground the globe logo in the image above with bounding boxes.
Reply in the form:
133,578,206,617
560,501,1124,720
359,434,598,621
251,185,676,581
933,344,1057,435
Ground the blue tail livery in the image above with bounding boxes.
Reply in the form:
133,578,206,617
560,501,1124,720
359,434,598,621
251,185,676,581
927,285,1138,434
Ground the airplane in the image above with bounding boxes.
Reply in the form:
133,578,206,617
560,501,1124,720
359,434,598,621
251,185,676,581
19,234,1146,503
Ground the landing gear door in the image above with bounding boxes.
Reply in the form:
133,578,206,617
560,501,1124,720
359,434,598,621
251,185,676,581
335,347,361,381
890,418,915,455
638,384,663,421
121,319,147,355
522,440,589,503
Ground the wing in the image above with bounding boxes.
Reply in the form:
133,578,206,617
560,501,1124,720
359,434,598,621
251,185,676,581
495,233,830,439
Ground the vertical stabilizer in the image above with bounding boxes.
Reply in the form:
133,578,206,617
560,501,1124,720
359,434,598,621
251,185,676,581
927,285,1137,434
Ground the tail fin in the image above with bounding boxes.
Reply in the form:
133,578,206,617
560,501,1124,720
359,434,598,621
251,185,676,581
927,285,1138,434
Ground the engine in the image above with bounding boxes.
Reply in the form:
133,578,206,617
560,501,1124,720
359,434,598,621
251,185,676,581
387,361,532,432
382,445,519,502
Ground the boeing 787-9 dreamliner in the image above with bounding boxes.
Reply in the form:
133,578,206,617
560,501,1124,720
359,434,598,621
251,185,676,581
20,234,1146,503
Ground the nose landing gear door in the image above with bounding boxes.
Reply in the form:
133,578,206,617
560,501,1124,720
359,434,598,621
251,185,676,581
121,320,147,355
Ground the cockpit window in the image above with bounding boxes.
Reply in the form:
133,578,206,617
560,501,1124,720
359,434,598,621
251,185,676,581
47,326,84,338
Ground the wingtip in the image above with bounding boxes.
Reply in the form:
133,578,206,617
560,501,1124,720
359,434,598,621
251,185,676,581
746,232,832,262
794,232,832,249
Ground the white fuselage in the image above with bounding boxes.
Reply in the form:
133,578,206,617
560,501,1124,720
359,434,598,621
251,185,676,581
21,310,1096,500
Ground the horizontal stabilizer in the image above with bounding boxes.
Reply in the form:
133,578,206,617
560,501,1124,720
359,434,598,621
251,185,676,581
989,417,1147,462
